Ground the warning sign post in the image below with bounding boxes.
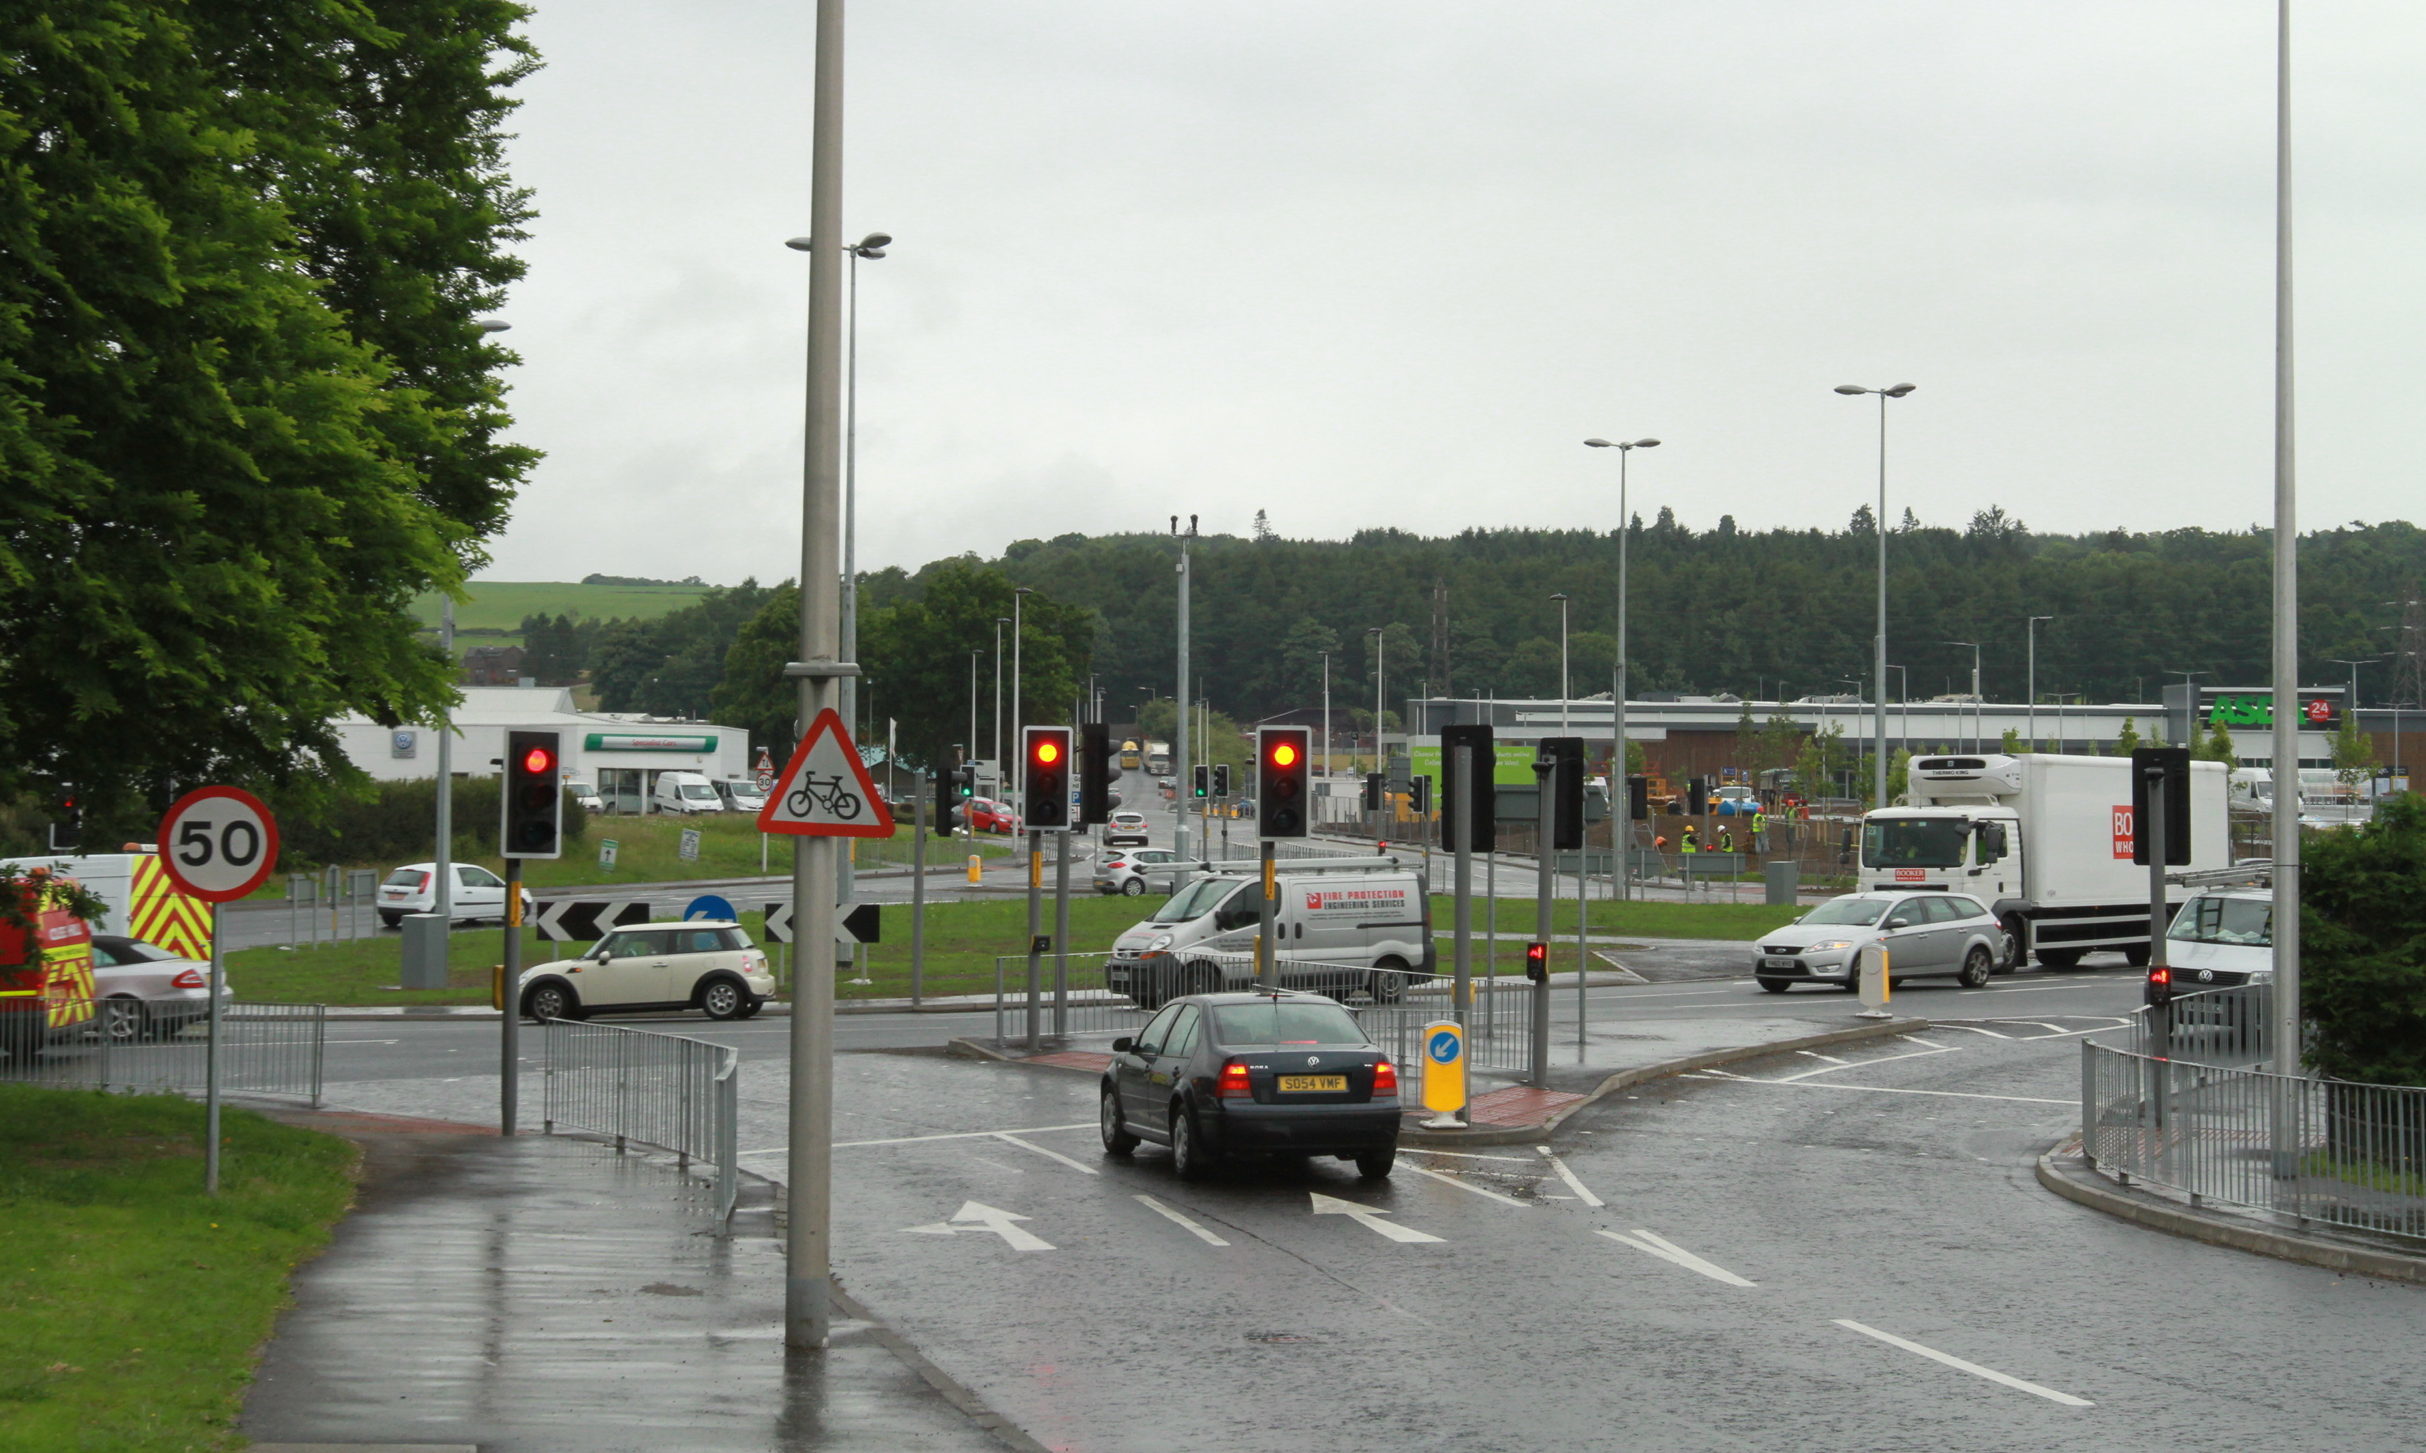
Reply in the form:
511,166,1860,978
758,709,895,838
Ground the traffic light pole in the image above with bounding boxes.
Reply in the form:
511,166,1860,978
2144,768,2173,1068
909,777,928,1008
1053,832,1071,1038
1530,756,1553,1088
1451,742,1474,1127
1025,830,1043,1053
501,856,521,1136
1257,840,1276,990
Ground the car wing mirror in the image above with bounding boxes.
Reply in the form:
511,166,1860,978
1885,917,1910,931
595,949,613,965
1111,1036,1133,1053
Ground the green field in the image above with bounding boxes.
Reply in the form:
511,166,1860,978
227,891,1793,1006
409,579,715,644
0,1086,355,1451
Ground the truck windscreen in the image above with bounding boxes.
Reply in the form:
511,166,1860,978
1862,818,1969,870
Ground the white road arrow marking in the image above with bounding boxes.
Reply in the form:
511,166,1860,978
1597,1228,1757,1286
900,1200,1054,1251
1309,1191,1443,1244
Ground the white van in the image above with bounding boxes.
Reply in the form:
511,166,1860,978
1104,861,1434,1009
2164,886,2274,989
652,772,723,815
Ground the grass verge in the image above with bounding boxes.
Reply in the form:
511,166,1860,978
0,1086,355,1452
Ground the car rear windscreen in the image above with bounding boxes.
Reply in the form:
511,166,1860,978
1213,1002,1365,1047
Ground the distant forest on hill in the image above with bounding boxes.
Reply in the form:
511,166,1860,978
500,514,2426,767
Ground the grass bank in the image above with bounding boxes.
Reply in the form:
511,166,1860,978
0,1086,355,1451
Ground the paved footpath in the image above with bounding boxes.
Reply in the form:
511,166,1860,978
242,1111,1037,1453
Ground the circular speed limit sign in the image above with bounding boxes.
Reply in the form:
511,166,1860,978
158,786,281,903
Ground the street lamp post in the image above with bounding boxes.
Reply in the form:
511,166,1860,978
1011,586,1032,806
992,617,1008,770
2027,615,2055,750
1584,437,1660,901
1943,640,1982,752
968,651,979,757
1173,515,1196,861
1320,650,1332,781
1550,593,1571,730
1835,383,1915,808
1368,627,1386,776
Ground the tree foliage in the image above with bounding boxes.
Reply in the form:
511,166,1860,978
2301,794,2426,1085
0,2,538,819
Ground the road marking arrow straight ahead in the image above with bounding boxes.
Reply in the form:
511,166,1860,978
901,1201,1054,1252
1308,1192,1444,1244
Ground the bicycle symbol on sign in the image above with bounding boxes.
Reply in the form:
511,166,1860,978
786,772,863,821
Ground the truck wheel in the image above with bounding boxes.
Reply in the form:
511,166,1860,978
1958,945,1994,988
2037,948,2083,971
1997,915,2027,973
2122,943,2152,968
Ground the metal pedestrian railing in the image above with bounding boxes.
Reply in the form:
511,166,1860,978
539,1020,740,1221
2082,1034,2426,1244
2131,982,2271,1064
987,951,1539,1078
0,1000,325,1104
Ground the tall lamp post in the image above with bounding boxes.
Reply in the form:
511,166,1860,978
1368,626,1386,778
429,318,513,938
1320,650,1332,780
2026,615,2055,750
1585,436,1659,900
1834,383,1915,808
1943,639,1981,752
992,617,1008,769
1010,586,1032,805
1549,593,1571,730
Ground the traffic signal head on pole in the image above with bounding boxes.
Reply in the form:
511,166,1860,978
1256,726,1312,838
1023,726,1072,830
956,764,977,800
1078,723,1112,825
502,729,564,859
1410,776,1432,815
1193,764,1209,799
1213,763,1231,799
1525,942,1549,984
1363,773,1384,811
2145,964,2172,1009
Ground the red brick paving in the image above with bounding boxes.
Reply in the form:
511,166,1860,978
1024,1050,1113,1073
1465,1085,1584,1127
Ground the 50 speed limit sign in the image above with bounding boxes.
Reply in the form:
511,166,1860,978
158,786,281,903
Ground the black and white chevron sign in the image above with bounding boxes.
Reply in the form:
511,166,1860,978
759,902,881,945
532,898,656,943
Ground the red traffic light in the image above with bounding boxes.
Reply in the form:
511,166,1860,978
1033,739,1062,766
521,745,555,776
1270,741,1299,769
1525,942,1549,983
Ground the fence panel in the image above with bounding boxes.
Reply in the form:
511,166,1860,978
2082,1040,2426,1243
539,1020,740,1220
0,1001,324,1104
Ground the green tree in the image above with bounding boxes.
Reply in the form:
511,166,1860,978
1887,747,1914,804
2001,727,2024,754
2333,712,2379,786
2300,795,2426,1084
2196,724,2241,771
0,1,537,817
2113,716,2143,757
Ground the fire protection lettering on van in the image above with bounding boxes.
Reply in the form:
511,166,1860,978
1302,888,1409,914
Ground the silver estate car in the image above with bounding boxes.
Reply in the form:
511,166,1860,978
1753,891,2007,993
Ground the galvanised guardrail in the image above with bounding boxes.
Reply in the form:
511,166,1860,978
2082,1037,2426,1243
539,1020,739,1220
1,999,324,1105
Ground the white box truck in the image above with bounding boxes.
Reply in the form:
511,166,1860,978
1858,753,2230,970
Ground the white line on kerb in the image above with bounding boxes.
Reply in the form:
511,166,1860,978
1400,1161,1530,1208
1697,1078,2073,1107
1834,1319,2094,1407
1795,1049,1852,1065
1773,1041,1958,1082
991,1132,1100,1176
1133,1194,1229,1246
1537,1147,1605,1208
1597,1229,1757,1287
1404,1147,1538,1162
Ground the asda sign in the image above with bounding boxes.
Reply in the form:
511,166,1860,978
2200,691,2339,731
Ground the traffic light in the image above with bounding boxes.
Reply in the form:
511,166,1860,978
1023,726,1072,830
1213,763,1232,799
956,763,978,800
1363,773,1385,811
1525,942,1549,983
1078,723,1112,825
501,730,564,858
1256,726,1312,838
1544,737,1586,851
1410,776,1433,815
1193,764,1210,799
2131,746,2193,866
932,767,953,836
47,790,80,851
2145,964,2173,1010
1439,723,1495,852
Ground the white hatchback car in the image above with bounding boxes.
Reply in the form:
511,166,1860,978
378,862,535,928
517,921,775,1022
1102,810,1151,848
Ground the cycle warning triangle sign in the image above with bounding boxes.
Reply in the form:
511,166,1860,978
757,708,896,838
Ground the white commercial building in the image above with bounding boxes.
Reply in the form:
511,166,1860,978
333,686,752,813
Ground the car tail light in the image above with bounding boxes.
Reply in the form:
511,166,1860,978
170,969,206,990
1216,1060,1253,1099
1371,1058,1397,1094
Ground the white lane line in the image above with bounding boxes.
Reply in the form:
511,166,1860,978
1795,1049,1852,1065
1598,1229,1757,1287
1134,1194,1229,1246
991,1132,1101,1176
739,1120,1096,1156
324,1038,403,1045
1933,1024,2013,1039
1537,1147,1605,1208
1713,1078,2073,1107
1834,1319,2094,1407
1772,1042,1959,1082
1404,1147,1538,1163
1398,1161,1531,1208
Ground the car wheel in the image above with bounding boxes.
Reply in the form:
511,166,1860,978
1122,878,1146,896
1188,963,1222,997
1100,1086,1138,1156
699,977,745,1021
1170,1103,1217,1181
1355,1144,1397,1180
1958,945,1994,988
736,996,764,1020
101,996,148,1043
1997,914,2027,972
1370,959,1409,1003
524,983,577,1022
380,913,402,929
1757,978,1790,994
1841,970,1863,992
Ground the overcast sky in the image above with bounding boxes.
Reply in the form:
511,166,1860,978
478,2,2425,586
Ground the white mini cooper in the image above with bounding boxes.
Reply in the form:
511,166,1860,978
517,920,775,1022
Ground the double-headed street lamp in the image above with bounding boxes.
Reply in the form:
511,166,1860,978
1584,436,1660,898
1835,383,1915,807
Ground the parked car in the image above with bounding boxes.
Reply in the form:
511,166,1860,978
1101,991,1401,1180
1095,847,1191,897
966,797,1021,835
714,778,767,814
652,771,724,815
566,780,605,813
1102,811,1151,848
1751,890,2005,993
517,920,774,1022
378,862,534,928
86,935,231,1041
